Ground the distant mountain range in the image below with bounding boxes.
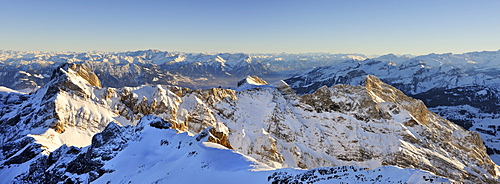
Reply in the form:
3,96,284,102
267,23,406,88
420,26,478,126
0,50,366,90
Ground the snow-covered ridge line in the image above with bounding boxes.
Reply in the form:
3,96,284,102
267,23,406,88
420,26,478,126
0,63,498,183
0,49,368,67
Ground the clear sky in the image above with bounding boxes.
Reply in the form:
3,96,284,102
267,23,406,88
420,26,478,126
1,0,499,55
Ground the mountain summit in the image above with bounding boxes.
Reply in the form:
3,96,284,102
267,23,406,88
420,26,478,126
237,76,268,87
284,54,500,165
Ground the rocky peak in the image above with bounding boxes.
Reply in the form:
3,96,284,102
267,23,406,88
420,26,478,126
69,64,102,88
271,80,296,97
293,75,499,182
51,63,101,88
283,54,500,166
237,76,268,87
43,63,102,101
363,75,430,125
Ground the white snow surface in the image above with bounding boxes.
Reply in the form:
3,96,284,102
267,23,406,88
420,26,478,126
94,122,451,184
0,86,25,94
93,122,272,184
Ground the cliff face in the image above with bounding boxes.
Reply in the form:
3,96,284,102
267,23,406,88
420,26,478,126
0,65,498,183
284,56,500,165
0,64,110,170
362,75,497,181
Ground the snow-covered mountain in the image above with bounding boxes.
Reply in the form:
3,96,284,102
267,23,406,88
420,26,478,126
0,50,365,91
0,63,498,183
285,50,500,165
1,115,451,183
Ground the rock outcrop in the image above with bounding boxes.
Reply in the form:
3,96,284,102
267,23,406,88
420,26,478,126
237,76,268,87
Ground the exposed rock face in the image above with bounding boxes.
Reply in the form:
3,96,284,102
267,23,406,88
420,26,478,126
363,75,430,125
361,75,498,182
68,64,102,88
289,77,498,182
283,55,500,165
220,76,498,182
0,65,499,183
237,76,268,87
208,127,233,150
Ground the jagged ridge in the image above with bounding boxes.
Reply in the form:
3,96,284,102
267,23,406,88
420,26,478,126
0,64,498,183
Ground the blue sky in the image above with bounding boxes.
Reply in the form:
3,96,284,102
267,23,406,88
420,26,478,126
1,0,499,55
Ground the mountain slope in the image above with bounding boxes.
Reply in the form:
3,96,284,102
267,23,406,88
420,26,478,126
0,63,498,183
284,51,500,165
0,115,450,183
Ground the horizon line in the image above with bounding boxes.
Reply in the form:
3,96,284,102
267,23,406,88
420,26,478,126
1,48,500,57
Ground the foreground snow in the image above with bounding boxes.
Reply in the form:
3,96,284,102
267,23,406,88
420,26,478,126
0,115,451,183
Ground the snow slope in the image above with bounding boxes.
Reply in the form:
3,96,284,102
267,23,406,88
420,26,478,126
0,86,25,94
0,115,450,183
